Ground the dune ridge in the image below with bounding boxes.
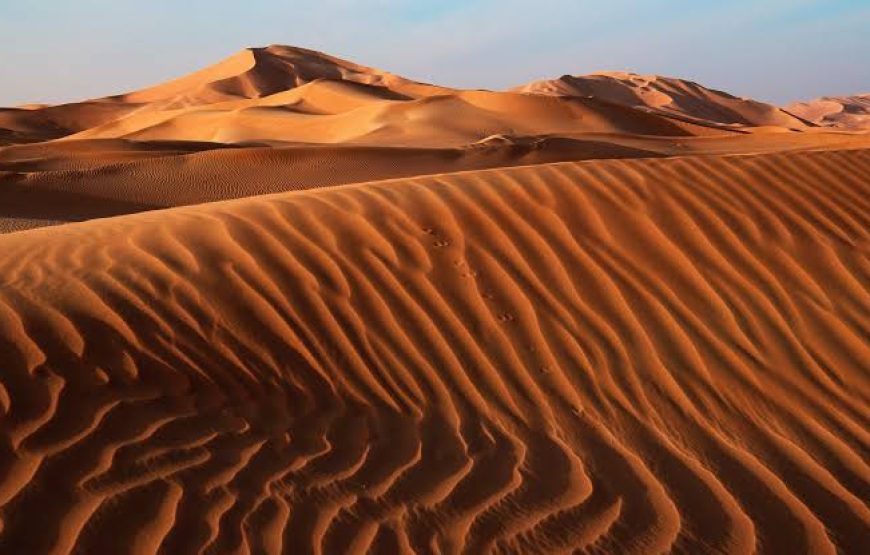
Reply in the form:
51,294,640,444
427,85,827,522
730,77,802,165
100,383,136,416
64,87,729,146
118,45,448,108
787,94,870,131
0,148,867,553
5,132,870,234
3,45,863,152
0,137,671,233
512,72,810,128
0,45,446,145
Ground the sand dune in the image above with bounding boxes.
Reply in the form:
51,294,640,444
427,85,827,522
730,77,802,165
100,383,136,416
120,45,449,108
65,87,730,146
9,46,866,155
513,72,809,128
0,138,664,232
1,43,869,554
6,132,870,233
0,148,867,553
0,138,241,171
1,45,446,146
0,102,147,145
1,46,846,150
787,94,870,130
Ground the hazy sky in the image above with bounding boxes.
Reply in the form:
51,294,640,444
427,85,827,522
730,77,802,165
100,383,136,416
1,0,868,106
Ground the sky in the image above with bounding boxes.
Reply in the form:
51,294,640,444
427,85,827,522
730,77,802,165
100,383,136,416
1,0,869,106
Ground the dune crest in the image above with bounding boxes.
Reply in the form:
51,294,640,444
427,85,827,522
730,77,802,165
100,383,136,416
787,94,870,130
4,45,862,150
65,88,732,145
0,148,868,553
513,72,809,128
6,131,870,233
121,45,448,108
0,45,445,145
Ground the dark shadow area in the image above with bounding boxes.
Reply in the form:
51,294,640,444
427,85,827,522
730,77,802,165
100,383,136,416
0,178,161,227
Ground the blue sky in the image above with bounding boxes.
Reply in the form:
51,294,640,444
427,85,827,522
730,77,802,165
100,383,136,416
1,0,868,106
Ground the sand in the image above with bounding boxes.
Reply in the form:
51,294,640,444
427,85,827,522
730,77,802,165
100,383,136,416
787,94,870,131
512,72,810,128
0,45,868,554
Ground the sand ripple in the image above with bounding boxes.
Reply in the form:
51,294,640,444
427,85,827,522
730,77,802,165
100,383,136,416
0,149,867,553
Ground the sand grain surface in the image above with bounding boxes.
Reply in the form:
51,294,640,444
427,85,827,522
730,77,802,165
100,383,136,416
0,149,868,553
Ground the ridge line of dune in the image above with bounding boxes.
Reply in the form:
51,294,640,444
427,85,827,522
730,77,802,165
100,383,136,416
5,145,869,241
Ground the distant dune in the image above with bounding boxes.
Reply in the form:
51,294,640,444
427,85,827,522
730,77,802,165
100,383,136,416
787,94,870,130
64,88,732,145
0,45,445,146
118,45,451,108
0,45,868,554
512,72,810,128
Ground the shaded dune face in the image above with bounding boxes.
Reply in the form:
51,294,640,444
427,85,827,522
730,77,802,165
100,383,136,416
0,149,868,553
0,139,668,233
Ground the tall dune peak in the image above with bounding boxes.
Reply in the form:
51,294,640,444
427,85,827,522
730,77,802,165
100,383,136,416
119,44,443,108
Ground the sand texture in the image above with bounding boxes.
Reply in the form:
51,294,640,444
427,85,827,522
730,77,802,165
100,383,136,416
0,45,868,554
0,149,868,553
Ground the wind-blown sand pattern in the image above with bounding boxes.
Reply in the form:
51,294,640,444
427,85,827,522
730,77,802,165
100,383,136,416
0,147,868,553
5,122,870,234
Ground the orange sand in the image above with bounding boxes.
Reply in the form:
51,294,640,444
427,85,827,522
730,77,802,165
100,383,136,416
0,45,868,554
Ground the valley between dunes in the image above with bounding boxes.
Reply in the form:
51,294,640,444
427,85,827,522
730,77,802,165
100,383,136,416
0,45,868,554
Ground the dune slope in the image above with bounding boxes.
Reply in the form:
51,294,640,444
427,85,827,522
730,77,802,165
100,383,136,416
6,132,870,234
0,137,669,232
513,72,808,128
787,94,870,130
0,45,739,147
0,45,447,145
119,45,448,108
0,148,867,553
65,87,727,146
